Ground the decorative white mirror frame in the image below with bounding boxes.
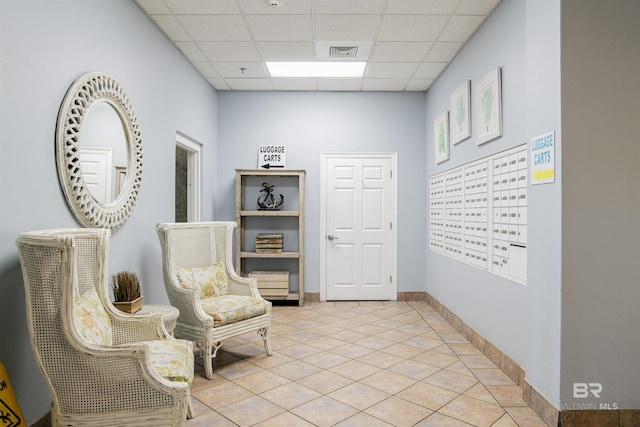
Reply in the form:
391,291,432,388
56,72,143,231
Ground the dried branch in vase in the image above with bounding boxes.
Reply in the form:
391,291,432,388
111,271,141,302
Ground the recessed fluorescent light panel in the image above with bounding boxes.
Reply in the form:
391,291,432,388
266,61,366,78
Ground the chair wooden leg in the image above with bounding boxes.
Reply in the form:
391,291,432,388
205,341,223,380
259,327,273,356
187,397,194,419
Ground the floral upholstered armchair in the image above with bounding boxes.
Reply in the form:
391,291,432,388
16,228,193,427
156,221,272,380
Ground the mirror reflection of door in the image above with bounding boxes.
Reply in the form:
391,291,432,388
175,133,202,222
81,102,128,204
79,147,112,205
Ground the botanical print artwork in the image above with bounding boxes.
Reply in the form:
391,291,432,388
434,111,449,164
481,85,494,132
476,67,502,145
451,80,470,144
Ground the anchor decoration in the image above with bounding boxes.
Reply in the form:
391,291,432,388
257,182,284,210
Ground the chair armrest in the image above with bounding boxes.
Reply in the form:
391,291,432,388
109,309,167,345
226,267,262,298
61,336,190,400
166,276,215,327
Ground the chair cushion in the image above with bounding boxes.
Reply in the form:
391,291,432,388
200,295,268,326
175,263,229,298
145,339,194,385
73,288,113,346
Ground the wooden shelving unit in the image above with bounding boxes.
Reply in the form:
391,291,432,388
235,169,305,306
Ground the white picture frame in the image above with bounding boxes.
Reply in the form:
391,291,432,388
476,67,502,145
434,111,449,164
450,80,471,144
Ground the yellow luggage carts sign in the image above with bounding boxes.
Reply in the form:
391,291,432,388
0,361,25,427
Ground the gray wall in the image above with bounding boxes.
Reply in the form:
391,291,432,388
0,0,218,422
216,91,427,294
560,0,640,409
425,0,563,406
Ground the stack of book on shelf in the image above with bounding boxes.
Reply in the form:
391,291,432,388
255,233,283,253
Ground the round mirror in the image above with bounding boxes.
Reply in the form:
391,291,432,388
56,72,143,231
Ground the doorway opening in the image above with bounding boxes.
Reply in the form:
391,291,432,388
175,132,201,222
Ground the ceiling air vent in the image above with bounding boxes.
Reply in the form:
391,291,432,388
329,46,358,58
316,41,371,60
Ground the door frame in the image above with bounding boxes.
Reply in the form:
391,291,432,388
176,132,202,222
320,152,398,301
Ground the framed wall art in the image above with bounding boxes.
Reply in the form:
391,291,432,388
434,111,449,164
476,67,502,145
450,80,471,144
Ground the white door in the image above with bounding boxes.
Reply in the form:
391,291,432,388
322,154,396,300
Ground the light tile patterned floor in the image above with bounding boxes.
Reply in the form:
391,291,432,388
187,301,548,427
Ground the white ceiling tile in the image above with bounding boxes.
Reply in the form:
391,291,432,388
362,78,409,91
457,0,502,15
314,0,386,14
136,0,503,91
317,78,363,91
406,79,434,91
199,42,261,61
378,15,449,41
256,42,315,60
207,78,230,90
175,41,207,62
370,42,432,62
414,62,448,79
152,15,191,41
215,62,269,78
314,14,382,41
176,15,252,41
238,0,312,14
193,62,222,78
225,79,274,90
272,78,318,91
245,14,313,41
135,0,170,14
366,63,419,79
425,42,463,62
385,0,460,15
439,15,486,42
163,0,240,14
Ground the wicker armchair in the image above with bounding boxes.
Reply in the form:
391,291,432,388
16,228,193,427
156,222,272,380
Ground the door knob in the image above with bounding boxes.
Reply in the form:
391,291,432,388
327,233,339,241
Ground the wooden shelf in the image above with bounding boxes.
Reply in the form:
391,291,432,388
240,251,300,259
240,210,300,217
236,169,305,306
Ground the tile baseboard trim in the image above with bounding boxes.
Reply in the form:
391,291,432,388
421,291,559,427
304,291,428,303
560,410,640,427
31,412,51,427
304,292,320,302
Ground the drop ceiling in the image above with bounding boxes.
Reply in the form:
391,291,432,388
135,0,502,92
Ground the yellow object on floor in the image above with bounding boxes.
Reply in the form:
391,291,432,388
0,361,25,427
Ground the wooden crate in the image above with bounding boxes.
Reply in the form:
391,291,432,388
249,271,289,297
